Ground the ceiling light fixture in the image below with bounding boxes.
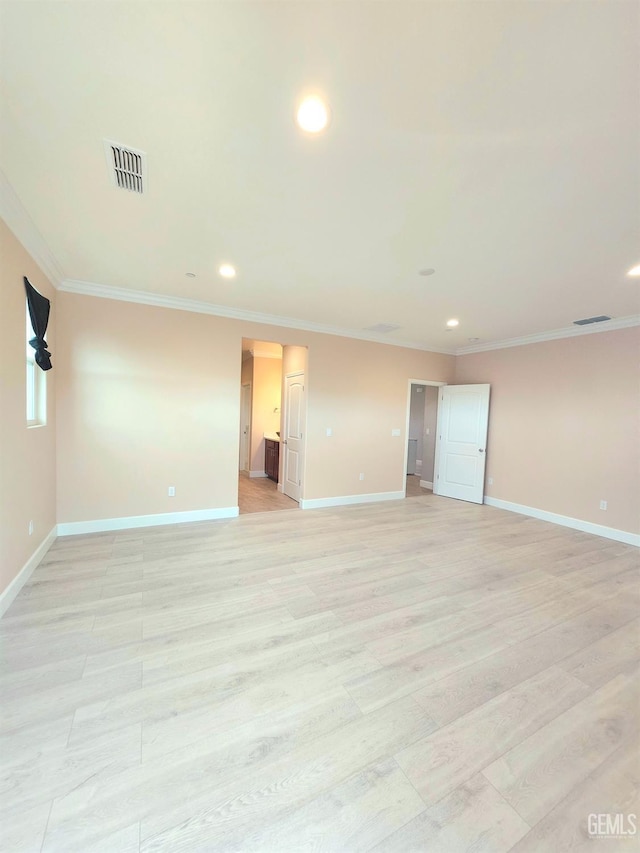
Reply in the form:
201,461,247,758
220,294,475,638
219,264,236,279
185,272,196,278
419,268,435,276
446,319,459,327
296,95,329,133
627,264,640,277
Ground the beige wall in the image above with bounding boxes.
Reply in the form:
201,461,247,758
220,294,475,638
250,356,282,473
56,293,242,520
56,292,455,522
302,339,452,499
0,220,57,595
455,327,640,535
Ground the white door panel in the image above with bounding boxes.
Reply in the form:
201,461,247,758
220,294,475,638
283,373,305,502
434,384,490,504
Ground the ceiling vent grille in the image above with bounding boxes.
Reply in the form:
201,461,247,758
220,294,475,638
364,323,401,334
573,315,611,326
104,140,146,194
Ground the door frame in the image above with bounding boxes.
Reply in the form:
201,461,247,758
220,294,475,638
403,379,447,496
239,382,251,472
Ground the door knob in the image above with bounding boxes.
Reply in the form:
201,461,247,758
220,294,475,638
479,448,485,453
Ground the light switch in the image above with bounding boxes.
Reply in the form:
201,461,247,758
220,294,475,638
391,428,401,437
326,427,332,437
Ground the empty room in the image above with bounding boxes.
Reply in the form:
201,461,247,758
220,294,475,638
1,1,638,851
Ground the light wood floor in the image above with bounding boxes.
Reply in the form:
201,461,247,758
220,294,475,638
405,475,432,498
238,471,298,514
1,494,638,852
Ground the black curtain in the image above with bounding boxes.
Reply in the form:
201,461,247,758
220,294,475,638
24,277,53,371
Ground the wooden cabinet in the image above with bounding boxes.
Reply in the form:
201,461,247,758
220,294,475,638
265,438,280,483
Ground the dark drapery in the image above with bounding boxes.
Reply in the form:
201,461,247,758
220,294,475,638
24,276,53,371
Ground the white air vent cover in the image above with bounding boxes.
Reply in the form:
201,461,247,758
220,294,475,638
364,323,401,334
103,139,146,193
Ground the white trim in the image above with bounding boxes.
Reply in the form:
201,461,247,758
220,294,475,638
57,507,238,536
456,315,640,355
0,526,57,618
484,497,640,547
58,279,454,355
0,170,65,287
300,491,405,510
249,471,268,478
2,169,636,358
419,480,434,489
277,483,285,493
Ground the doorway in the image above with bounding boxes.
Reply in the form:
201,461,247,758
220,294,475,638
404,379,446,498
238,339,306,514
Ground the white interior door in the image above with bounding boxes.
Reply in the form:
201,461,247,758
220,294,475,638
239,383,251,471
434,384,490,504
283,372,305,502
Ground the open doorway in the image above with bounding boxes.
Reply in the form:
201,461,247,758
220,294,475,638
404,379,446,498
238,339,307,515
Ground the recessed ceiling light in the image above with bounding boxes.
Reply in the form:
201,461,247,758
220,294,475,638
219,264,236,279
419,268,436,276
446,319,459,328
627,264,640,277
185,272,196,278
296,96,329,133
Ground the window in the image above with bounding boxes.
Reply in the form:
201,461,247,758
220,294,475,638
26,303,46,427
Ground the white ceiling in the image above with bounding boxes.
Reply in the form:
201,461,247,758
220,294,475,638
1,1,638,352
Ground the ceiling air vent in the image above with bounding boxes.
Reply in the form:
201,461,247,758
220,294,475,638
573,315,611,326
364,323,401,334
104,139,146,193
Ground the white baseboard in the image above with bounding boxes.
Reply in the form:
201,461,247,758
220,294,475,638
419,480,433,489
57,506,239,536
249,471,268,479
300,491,405,511
0,526,57,618
484,497,640,547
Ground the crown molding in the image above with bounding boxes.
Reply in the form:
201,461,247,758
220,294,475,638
455,315,640,355
0,169,65,287
58,278,456,355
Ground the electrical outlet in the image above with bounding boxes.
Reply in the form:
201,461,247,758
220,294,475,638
425,428,430,436
28,520,34,535
168,486,176,497
600,500,607,511
488,477,493,485
359,473,365,481
391,428,401,437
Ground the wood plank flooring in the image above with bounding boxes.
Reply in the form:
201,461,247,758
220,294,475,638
238,472,298,514
0,494,638,852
